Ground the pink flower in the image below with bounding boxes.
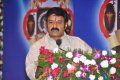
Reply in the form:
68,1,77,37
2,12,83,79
59,57,65,63
48,57,54,63
62,70,69,78
53,0,58,2
110,74,116,79
51,67,60,77
80,72,86,79
68,65,76,74
94,50,101,59
73,51,81,58
44,67,51,77
117,58,120,62
80,65,90,72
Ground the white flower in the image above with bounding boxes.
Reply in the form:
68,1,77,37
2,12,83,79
79,55,86,63
67,63,72,69
102,50,107,56
110,58,116,64
51,63,58,70
111,50,116,55
84,59,91,65
100,60,109,68
90,59,96,65
73,57,79,63
75,71,81,77
89,74,95,80
53,48,59,53
47,75,53,80
98,76,103,80
66,52,73,58
109,67,116,74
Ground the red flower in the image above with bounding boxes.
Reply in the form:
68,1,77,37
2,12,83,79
77,62,81,66
62,70,69,78
39,46,50,55
43,49,49,55
51,67,60,77
59,57,65,63
39,0,46,2
48,52,53,58
39,46,45,53
90,65,97,71
110,74,116,79
44,67,51,77
114,63,120,68
117,58,120,62
48,57,54,63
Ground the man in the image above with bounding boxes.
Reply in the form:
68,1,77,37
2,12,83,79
26,7,92,80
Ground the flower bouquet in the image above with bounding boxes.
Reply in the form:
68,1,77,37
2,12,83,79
35,46,120,80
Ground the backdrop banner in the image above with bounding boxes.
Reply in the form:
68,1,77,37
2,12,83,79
3,0,117,80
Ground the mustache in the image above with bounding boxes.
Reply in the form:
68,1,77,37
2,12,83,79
51,28,59,31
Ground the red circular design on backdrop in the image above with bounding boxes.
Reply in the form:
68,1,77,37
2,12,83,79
23,9,38,40
99,0,110,38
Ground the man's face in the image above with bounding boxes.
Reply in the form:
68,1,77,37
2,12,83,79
47,14,65,39
28,21,34,28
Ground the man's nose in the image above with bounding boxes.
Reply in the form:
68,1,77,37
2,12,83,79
53,22,57,28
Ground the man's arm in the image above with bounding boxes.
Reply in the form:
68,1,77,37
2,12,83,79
72,36,92,53
26,46,38,80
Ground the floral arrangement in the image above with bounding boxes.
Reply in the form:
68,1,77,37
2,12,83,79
35,46,120,80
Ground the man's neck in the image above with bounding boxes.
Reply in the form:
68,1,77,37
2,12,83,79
47,32,66,41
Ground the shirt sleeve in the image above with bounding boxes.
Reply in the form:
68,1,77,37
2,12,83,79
26,45,39,80
73,37,92,53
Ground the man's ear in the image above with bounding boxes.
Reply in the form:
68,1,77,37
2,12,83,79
65,23,67,29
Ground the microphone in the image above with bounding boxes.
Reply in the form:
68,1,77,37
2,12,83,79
56,39,62,47
56,39,66,52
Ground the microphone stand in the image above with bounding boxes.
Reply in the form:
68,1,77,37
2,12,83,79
59,47,67,52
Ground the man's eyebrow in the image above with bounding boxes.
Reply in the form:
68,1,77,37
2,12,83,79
48,20,63,21
57,20,63,21
48,20,54,21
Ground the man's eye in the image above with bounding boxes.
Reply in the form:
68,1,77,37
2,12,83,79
57,21,63,24
48,22,53,24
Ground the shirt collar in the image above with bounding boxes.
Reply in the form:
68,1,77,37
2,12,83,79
44,32,71,50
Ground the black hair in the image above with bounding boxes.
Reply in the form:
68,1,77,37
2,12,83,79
105,3,115,14
46,7,68,23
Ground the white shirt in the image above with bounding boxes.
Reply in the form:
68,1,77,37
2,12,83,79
26,33,92,80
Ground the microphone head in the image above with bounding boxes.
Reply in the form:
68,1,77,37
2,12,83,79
56,39,62,47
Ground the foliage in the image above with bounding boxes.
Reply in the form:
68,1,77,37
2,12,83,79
36,46,120,80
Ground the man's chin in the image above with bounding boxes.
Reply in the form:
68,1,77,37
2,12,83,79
49,34,63,38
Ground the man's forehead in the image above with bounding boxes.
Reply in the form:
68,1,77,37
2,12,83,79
48,14,64,20
48,14,63,18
